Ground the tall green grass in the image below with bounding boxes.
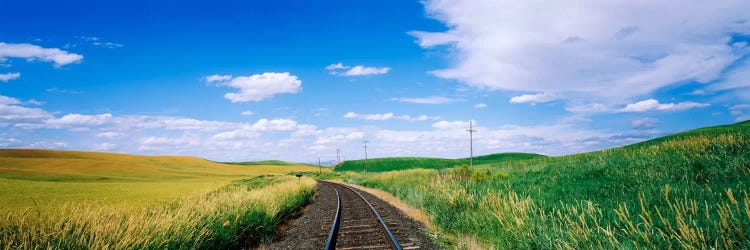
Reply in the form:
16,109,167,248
351,122,750,249
336,153,544,172
0,175,316,249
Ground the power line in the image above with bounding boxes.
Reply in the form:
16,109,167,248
467,120,476,168
362,140,369,173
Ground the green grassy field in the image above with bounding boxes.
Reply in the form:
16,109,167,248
0,149,322,249
335,152,544,172
349,121,750,249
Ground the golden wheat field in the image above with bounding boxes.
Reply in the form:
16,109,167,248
0,149,319,208
0,149,321,249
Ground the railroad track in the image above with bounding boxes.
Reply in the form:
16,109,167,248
322,181,422,250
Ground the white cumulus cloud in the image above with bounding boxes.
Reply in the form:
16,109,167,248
474,103,487,109
327,63,390,76
249,118,299,131
619,99,710,112
0,105,52,122
0,72,20,82
46,113,113,128
326,62,349,70
411,0,750,102
432,120,473,130
0,95,53,123
0,95,20,105
509,93,558,104
344,112,439,122
344,65,390,76
213,72,302,102
397,115,441,121
204,74,232,83
343,112,394,121
211,130,260,141
0,42,83,67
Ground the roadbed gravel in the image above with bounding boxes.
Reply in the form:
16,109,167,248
265,181,439,250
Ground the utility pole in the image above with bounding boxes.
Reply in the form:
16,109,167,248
467,120,476,167
362,140,369,173
318,157,321,174
336,148,341,164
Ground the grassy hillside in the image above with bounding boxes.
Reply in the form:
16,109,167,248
0,149,320,208
335,152,544,172
350,121,750,249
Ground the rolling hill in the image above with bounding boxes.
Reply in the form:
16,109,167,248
0,149,319,182
352,121,750,248
0,149,320,249
334,152,544,172
0,149,321,208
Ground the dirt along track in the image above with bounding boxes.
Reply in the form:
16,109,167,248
266,181,439,250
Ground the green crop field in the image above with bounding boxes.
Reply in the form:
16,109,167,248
348,121,750,249
0,149,321,249
334,152,544,172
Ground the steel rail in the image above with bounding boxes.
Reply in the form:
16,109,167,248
322,181,402,250
324,183,341,250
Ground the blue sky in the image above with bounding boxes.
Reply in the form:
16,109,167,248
1,0,749,162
